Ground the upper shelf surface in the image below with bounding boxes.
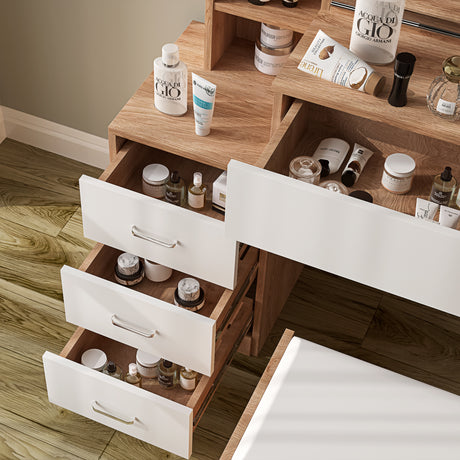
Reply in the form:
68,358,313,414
273,10,460,146
109,21,274,170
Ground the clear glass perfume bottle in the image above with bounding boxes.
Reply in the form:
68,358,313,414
125,363,142,388
188,172,207,209
430,167,457,206
180,367,197,391
158,360,177,389
102,361,123,380
427,56,460,122
165,170,186,206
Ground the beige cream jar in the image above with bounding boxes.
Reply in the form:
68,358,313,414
254,39,292,76
142,164,169,198
260,23,293,49
381,153,416,194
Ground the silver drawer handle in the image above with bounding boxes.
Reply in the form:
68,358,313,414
92,401,135,425
111,314,158,338
131,225,177,248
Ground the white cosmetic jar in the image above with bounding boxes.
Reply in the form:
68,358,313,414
254,39,292,76
260,23,293,49
81,349,107,372
381,153,416,194
142,164,169,198
144,259,173,282
136,350,161,379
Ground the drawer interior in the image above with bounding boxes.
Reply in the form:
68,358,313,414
101,142,225,222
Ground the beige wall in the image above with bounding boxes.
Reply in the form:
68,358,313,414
0,0,205,138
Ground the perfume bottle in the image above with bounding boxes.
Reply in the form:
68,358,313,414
180,367,197,391
188,172,207,209
388,52,416,107
102,361,123,380
153,43,187,116
165,171,186,206
125,363,142,388
430,167,457,206
158,360,177,389
427,56,460,121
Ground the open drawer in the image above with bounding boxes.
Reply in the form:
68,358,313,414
43,297,253,459
80,142,237,290
226,100,460,316
62,243,258,376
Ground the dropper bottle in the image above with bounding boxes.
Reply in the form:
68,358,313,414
430,166,457,206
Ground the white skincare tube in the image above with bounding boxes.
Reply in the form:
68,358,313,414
439,205,460,228
415,198,439,221
298,30,385,96
341,143,373,187
192,73,216,136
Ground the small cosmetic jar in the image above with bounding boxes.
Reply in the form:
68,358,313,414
381,153,416,194
142,164,169,199
115,253,144,286
81,348,107,372
320,180,348,194
144,259,173,282
174,277,205,312
260,23,293,49
136,350,161,379
212,171,227,214
289,156,322,184
349,190,373,203
254,39,292,76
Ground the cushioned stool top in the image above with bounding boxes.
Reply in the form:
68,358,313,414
233,337,460,459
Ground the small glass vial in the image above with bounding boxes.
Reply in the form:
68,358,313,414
427,56,460,121
188,172,207,209
381,153,416,194
430,167,457,205
103,361,123,380
174,277,205,312
165,170,186,206
136,350,161,379
81,349,107,372
289,156,322,184
180,367,197,391
142,164,169,199
158,360,177,389
125,363,142,388
114,253,144,287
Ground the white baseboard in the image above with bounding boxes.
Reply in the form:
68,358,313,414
1,106,109,169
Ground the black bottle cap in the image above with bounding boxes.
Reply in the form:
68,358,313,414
282,0,298,7
349,190,373,203
441,166,453,182
170,171,180,183
319,159,330,177
394,52,416,78
163,360,173,368
248,0,269,4
341,170,357,187
107,362,116,373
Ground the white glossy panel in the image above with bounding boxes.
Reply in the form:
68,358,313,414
80,175,238,289
61,266,215,376
234,337,460,459
226,160,460,316
43,352,192,459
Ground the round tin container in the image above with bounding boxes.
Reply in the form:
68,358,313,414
260,23,293,49
115,253,144,286
381,153,416,194
174,277,205,312
136,350,161,379
142,164,169,198
289,156,322,185
81,349,107,371
254,39,292,76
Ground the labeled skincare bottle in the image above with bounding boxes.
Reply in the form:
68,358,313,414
154,44,187,116
165,171,186,206
125,363,142,388
158,360,177,389
180,367,197,391
312,138,350,177
430,167,457,205
350,0,406,65
188,172,207,209
103,361,123,380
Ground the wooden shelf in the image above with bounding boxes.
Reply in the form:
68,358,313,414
214,0,322,33
273,9,460,147
109,21,274,171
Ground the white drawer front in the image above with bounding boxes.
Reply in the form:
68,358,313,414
226,160,460,316
80,175,238,289
43,352,192,459
61,266,215,376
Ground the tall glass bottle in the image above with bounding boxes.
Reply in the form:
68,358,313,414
165,171,186,206
188,172,207,209
158,360,177,389
154,43,187,116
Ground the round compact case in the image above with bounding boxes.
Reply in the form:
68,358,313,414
174,277,205,312
114,253,144,286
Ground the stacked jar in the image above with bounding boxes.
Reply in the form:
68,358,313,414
254,23,293,76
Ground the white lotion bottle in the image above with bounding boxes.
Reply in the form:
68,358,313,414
154,43,187,116
350,0,406,65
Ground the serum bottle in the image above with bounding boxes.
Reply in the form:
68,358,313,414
188,172,207,209
154,43,187,116
180,367,197,391
125,363,142,388
165,171,186,206
430,167,457,206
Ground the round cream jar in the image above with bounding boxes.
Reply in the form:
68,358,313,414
142,164,169,198
174,277,205,312
289,156,322,185
260,23,293,49
136,350,161,379
381,153,416,194
81,349,107,372
144,259,173,282
254,39,292,76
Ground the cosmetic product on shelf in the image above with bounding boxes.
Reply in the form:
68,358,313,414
349,190,373,203
192,73,217,136
248,0,271,4
289,156,322,184
136,350,161,379
439,205,460,228
102,361,123,380
125,363,142,388
174,277,205,312
158,360,177,389
114,253,144,287
254,39,292,76
81,349,107,372
260,23,293,49
180,367,197,391
320,180,348,194
415,198,439,221
153,43,187,116
350,0,406,65
282,0,298,6
381,153,416,194
165,170,186,206
212,171,227,213
312,138,350,177
341,144,374,187
430,167,457,206
142,164,169,199
427,56,460,121
143,259,173,282
388,53,416,107
188,172,207,209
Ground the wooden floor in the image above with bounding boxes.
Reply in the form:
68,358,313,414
1,138,460,459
